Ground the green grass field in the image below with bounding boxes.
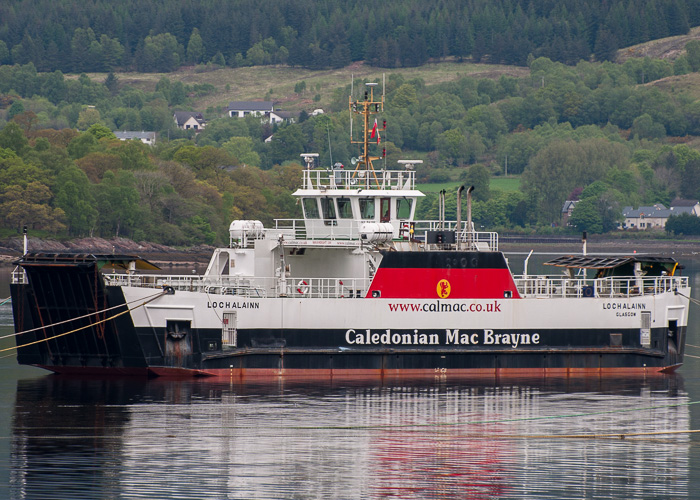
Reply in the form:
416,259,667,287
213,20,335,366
90,61,529,113
418,176,521,193
490,177,521,192
80,27,700,115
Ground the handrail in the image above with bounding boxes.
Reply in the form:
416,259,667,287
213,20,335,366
11,266,27,285
97,272,688,300
301,168,416,191
513,275,688,299
268,218,498,249
103,273,372,299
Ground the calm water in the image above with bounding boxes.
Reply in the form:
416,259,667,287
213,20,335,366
2,253,700,500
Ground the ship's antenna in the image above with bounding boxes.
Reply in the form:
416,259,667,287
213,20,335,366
350,74,354,141
327,121,333,166
439,190,445,230
348,79,383,185
456,186,465,250
382,73,386,170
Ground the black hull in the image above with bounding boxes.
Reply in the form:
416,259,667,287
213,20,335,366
10,247,686,380
11,281,684,377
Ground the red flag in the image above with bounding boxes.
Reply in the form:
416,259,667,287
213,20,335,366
370,119,377,138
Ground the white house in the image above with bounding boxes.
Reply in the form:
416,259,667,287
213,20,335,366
621,200,698,230
174,111,206,131
114,131,156,145
270,110,298,124
622,204,669,230
227,101,274,118
669,198,700,215
228,101,298,124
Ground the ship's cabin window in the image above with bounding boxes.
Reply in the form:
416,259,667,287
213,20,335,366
302,198,320,219
320,197,337,226
380,198,391,223
337,197,353,219
217,251,231,275
396,197,413,219
359,198,375,220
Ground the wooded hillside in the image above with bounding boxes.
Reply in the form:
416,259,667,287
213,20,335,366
3,3,700,242
4,50,700,240
1,0,699,72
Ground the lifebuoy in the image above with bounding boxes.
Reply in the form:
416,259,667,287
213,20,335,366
297,280,309,295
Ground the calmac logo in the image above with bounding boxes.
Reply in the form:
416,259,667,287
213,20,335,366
436,279,451,298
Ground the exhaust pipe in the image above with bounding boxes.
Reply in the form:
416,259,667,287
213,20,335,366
466,186,474,250
456,186,465,250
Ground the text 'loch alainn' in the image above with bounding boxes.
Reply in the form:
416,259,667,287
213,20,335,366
207,301,260,309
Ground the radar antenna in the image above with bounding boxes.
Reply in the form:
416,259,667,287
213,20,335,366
349,81,384,185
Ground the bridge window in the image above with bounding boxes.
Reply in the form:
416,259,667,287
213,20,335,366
337,198,353,218
302,198,319,218
321,197,337,225
396,197,413,219
359,198,375,220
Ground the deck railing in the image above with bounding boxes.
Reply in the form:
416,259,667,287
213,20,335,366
264,219,499,250
301,168,416,191
103,273,372,299
11,267,27,284
513,275,688,299
101,272,687,300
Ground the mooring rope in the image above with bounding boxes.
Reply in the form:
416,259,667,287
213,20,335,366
264,399,700,432
241,399,700,440
0,289,166,355
675,290,700,307
666,291,700,359
0,398,696,441
7,427,698,442
0,290,165,342
680,344,700,359
0,296,10,306
100,399,700,440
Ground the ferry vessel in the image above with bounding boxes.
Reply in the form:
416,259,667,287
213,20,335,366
10,82,691,378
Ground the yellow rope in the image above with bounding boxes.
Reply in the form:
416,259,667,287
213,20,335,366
2,428,696,441
309,428,700,440
502,428,700,440
0,290,165,341
1,290,165,354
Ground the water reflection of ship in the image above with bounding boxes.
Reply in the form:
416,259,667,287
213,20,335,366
365,377,689,499
10,376,689,499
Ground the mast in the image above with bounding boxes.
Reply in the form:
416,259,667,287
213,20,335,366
349,81,384,178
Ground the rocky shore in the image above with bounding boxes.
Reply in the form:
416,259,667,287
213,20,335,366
500,236,700,256
0,234,698,268
0,236,214,267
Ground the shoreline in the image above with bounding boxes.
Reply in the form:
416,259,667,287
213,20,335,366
501,239,700,256
0,235,698,268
